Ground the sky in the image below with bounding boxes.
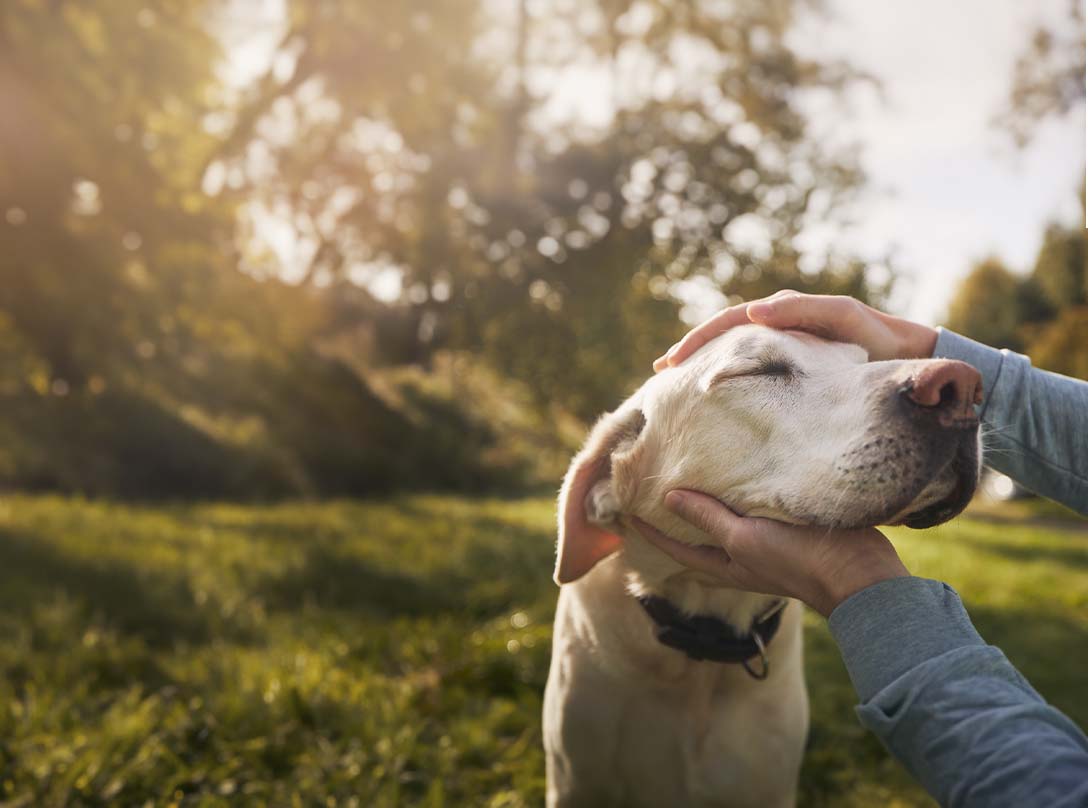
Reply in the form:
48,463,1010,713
789,0,1084,324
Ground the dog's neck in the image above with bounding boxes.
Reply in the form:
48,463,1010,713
624,568,779,631
616,537,781,632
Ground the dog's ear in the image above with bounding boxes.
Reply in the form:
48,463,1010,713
555,406,647,585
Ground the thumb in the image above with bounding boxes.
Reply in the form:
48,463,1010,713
664,490,744,547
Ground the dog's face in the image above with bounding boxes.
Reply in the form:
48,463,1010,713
556,324,981,585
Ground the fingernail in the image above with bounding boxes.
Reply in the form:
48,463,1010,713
653,351,675,371
664,490,686,510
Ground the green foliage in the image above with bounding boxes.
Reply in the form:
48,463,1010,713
945,258,1030,351
0,0,230,386
216,0,890,419
0,0,894,495
998,0,1085,147
0,494,1083,806
0,347,572,498
1027,307,1088,381
944,220,1088,378
955,2,1088,377
1031,223,1087,310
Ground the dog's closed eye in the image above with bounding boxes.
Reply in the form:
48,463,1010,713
708,357,801,387
751,359,796,378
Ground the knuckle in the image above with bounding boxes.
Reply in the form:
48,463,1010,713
839,297,866,327
776,291,808,315
715,304,743,325
728,517,765,547
694,506,726,537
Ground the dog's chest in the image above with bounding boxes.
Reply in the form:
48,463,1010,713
628,696,803,806
544,580,809,808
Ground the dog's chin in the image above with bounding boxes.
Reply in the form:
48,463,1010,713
894,444,980,529
898,477,973,528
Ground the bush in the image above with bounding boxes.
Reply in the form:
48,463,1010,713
0,351,579,500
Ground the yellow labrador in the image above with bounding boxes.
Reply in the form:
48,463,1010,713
544,324,981,808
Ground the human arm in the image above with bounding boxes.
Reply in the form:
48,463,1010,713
831,577,1088,808
634,492,1088,808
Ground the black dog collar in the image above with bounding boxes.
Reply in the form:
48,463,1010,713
636,595,785,680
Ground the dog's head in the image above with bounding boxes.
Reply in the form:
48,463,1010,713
556,324,981,586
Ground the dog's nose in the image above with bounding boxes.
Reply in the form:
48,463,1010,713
901,360,982,425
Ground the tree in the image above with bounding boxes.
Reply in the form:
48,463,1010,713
945,258,1029,351
1030,223,1087,310
1029,307,1088,380
947,0,1088,381
944,223,1088,378
0,0,898,496
997,0,1085,147
217,0,889,419
0,2,509,496
0,1,231,389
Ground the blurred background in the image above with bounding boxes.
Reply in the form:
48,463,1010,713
0,0,1084,806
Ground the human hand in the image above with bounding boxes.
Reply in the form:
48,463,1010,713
631,490,910,617
652,290,939,370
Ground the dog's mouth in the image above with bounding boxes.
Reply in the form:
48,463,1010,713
900,475,973,528
898,440,980,529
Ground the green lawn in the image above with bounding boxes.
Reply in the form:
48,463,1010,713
0,495,1084,807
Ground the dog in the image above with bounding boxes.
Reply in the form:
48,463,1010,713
543,324,981,807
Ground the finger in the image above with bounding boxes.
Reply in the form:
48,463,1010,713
653,289,804,370
743,288,804,325
653,303,751,371
629,517,735,578
768,288,799,300
663,489,745,547
747,294,859,338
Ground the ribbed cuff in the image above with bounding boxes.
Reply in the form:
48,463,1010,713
828,576,986,702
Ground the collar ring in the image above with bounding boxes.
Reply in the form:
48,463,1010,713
741,631,769,680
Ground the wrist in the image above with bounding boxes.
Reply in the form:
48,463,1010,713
896,321,938,359
811,559,911,618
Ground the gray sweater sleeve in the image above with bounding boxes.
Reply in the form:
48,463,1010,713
933,328,1088,514
829,577,1088,808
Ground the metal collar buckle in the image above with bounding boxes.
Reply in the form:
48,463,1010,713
741,631,769,680
741,599,784,680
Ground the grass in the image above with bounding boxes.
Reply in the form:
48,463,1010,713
0,495,1084,807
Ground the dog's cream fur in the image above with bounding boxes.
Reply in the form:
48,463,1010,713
544,325,980,808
